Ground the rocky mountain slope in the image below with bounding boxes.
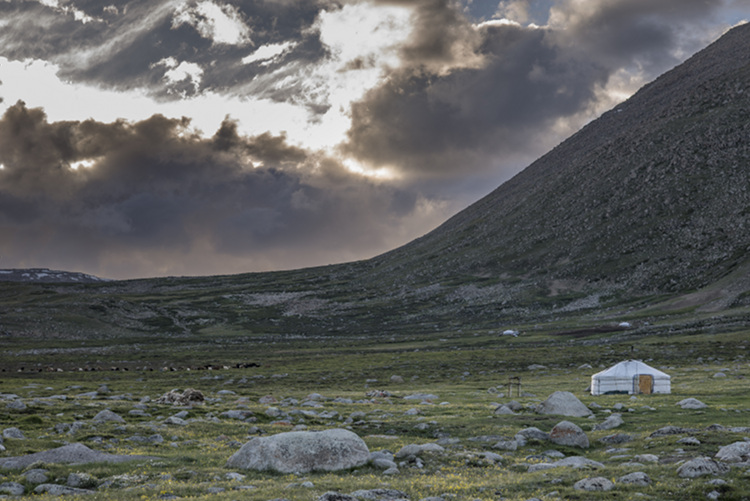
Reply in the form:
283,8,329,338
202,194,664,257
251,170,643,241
2,24,750,341
366,23,750,304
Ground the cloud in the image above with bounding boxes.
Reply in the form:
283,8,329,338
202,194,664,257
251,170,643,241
0,101,451,278
342,0,745,190
172,0,252,46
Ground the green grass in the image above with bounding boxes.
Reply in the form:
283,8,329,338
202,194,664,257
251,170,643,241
0,323,749,500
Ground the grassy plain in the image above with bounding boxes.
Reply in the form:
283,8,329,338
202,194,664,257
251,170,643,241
1,317,749,500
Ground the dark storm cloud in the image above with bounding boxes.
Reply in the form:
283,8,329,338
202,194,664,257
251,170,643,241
344,0,740,186
0,0,329,101
0,101,431,278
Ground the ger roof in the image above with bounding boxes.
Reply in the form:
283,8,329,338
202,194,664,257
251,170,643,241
592,360,671,379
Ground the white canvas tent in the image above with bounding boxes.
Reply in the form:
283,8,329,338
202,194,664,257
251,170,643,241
590,360,671,395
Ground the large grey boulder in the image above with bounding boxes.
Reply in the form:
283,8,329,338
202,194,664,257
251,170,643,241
549,421,589,448
226,429,369,474
0,443,154,470
715,441,750,463
677,457,729,478
536,391,592,417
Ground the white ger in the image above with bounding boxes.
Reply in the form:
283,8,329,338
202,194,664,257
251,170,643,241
590,360,671,395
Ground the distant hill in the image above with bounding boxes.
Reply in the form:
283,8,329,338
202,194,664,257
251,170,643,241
0,268,109,284
2,24,750,341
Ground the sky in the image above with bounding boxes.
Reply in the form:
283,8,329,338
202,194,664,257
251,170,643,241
0,0,748,279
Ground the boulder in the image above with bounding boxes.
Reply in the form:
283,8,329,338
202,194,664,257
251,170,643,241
156,388,204,406
618,472,651,486
573,477,614,491
633,453,659,463
593,413,623,431
349,488,409,500
494,404,516,415
23,469,49,484
34,484,95,496
677,398,707,409
92,409,125,424
319,493,358,501
549,420,589,448
677,457,729,478
515,427,550,443
6,400,26,411
599,433,633,444
226,429,369,474
0,443,154,470
0,482,25,496
527,456,603,472
2,427,25,440
715,441,750,463
536,391,592,417
394,443,445,458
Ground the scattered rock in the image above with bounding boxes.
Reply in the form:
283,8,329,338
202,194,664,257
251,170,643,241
599,433,634,444
549,421,589,448
678,437,701,446
618,472,651,486
633,454,659,463
715,441,750,463
23,469,49,484
227,429,370,474
221,410,256,421
527,456,603,472
492,439,518,451
390,375,405,384
677,457,729,478
593,413,624,431
2,427,25,440
92,409,125,424
536,391,592,417
6,400,26,411
0,443,154,469
34,484,95,496
574,477,614,491
494,404,516,415
156,388,205,406
403,393,438,402
650,426,697,437
0,482,25,496
394,443,445,459
350,488,409,500
515,427,550,444
319,492,358,501
67,472,98,488
676,398,707,409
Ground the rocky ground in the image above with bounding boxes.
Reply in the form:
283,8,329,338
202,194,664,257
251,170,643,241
1,360,749,500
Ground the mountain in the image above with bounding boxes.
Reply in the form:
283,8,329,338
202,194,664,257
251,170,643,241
3,24,750,343
364,22,750,310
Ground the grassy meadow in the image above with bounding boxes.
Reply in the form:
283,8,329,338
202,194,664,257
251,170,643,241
1,318,749,500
